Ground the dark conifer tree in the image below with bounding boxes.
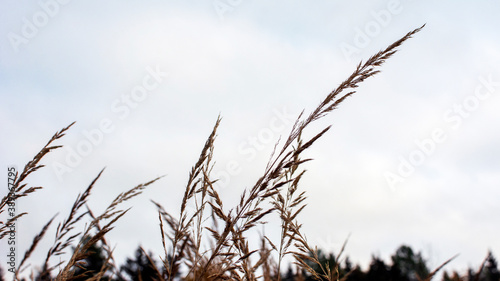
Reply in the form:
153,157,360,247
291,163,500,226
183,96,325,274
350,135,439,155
482,251,500,281
366,256,391,281
117,247,159,281
390,245,429,281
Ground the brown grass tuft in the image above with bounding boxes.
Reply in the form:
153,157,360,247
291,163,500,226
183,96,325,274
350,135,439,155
1,26,426,281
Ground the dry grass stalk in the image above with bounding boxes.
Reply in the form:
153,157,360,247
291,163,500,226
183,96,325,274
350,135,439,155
155,117,221,280
0,121,162,280
55,175,162,280
85,205,124,280
192,25,424,281
0,122,75,240
419,254,459,281
473,253,491,281
15,215,57,279
41,169,105,278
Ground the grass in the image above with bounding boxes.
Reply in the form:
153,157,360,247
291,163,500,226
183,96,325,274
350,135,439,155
0,25,442,281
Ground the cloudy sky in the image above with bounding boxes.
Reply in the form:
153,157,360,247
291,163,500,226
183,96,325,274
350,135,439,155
1,0,499,278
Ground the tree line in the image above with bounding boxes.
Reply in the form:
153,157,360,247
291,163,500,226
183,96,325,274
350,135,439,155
2,243,498,281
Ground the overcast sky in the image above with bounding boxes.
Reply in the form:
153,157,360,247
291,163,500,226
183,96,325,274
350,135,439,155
1,0,499,278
